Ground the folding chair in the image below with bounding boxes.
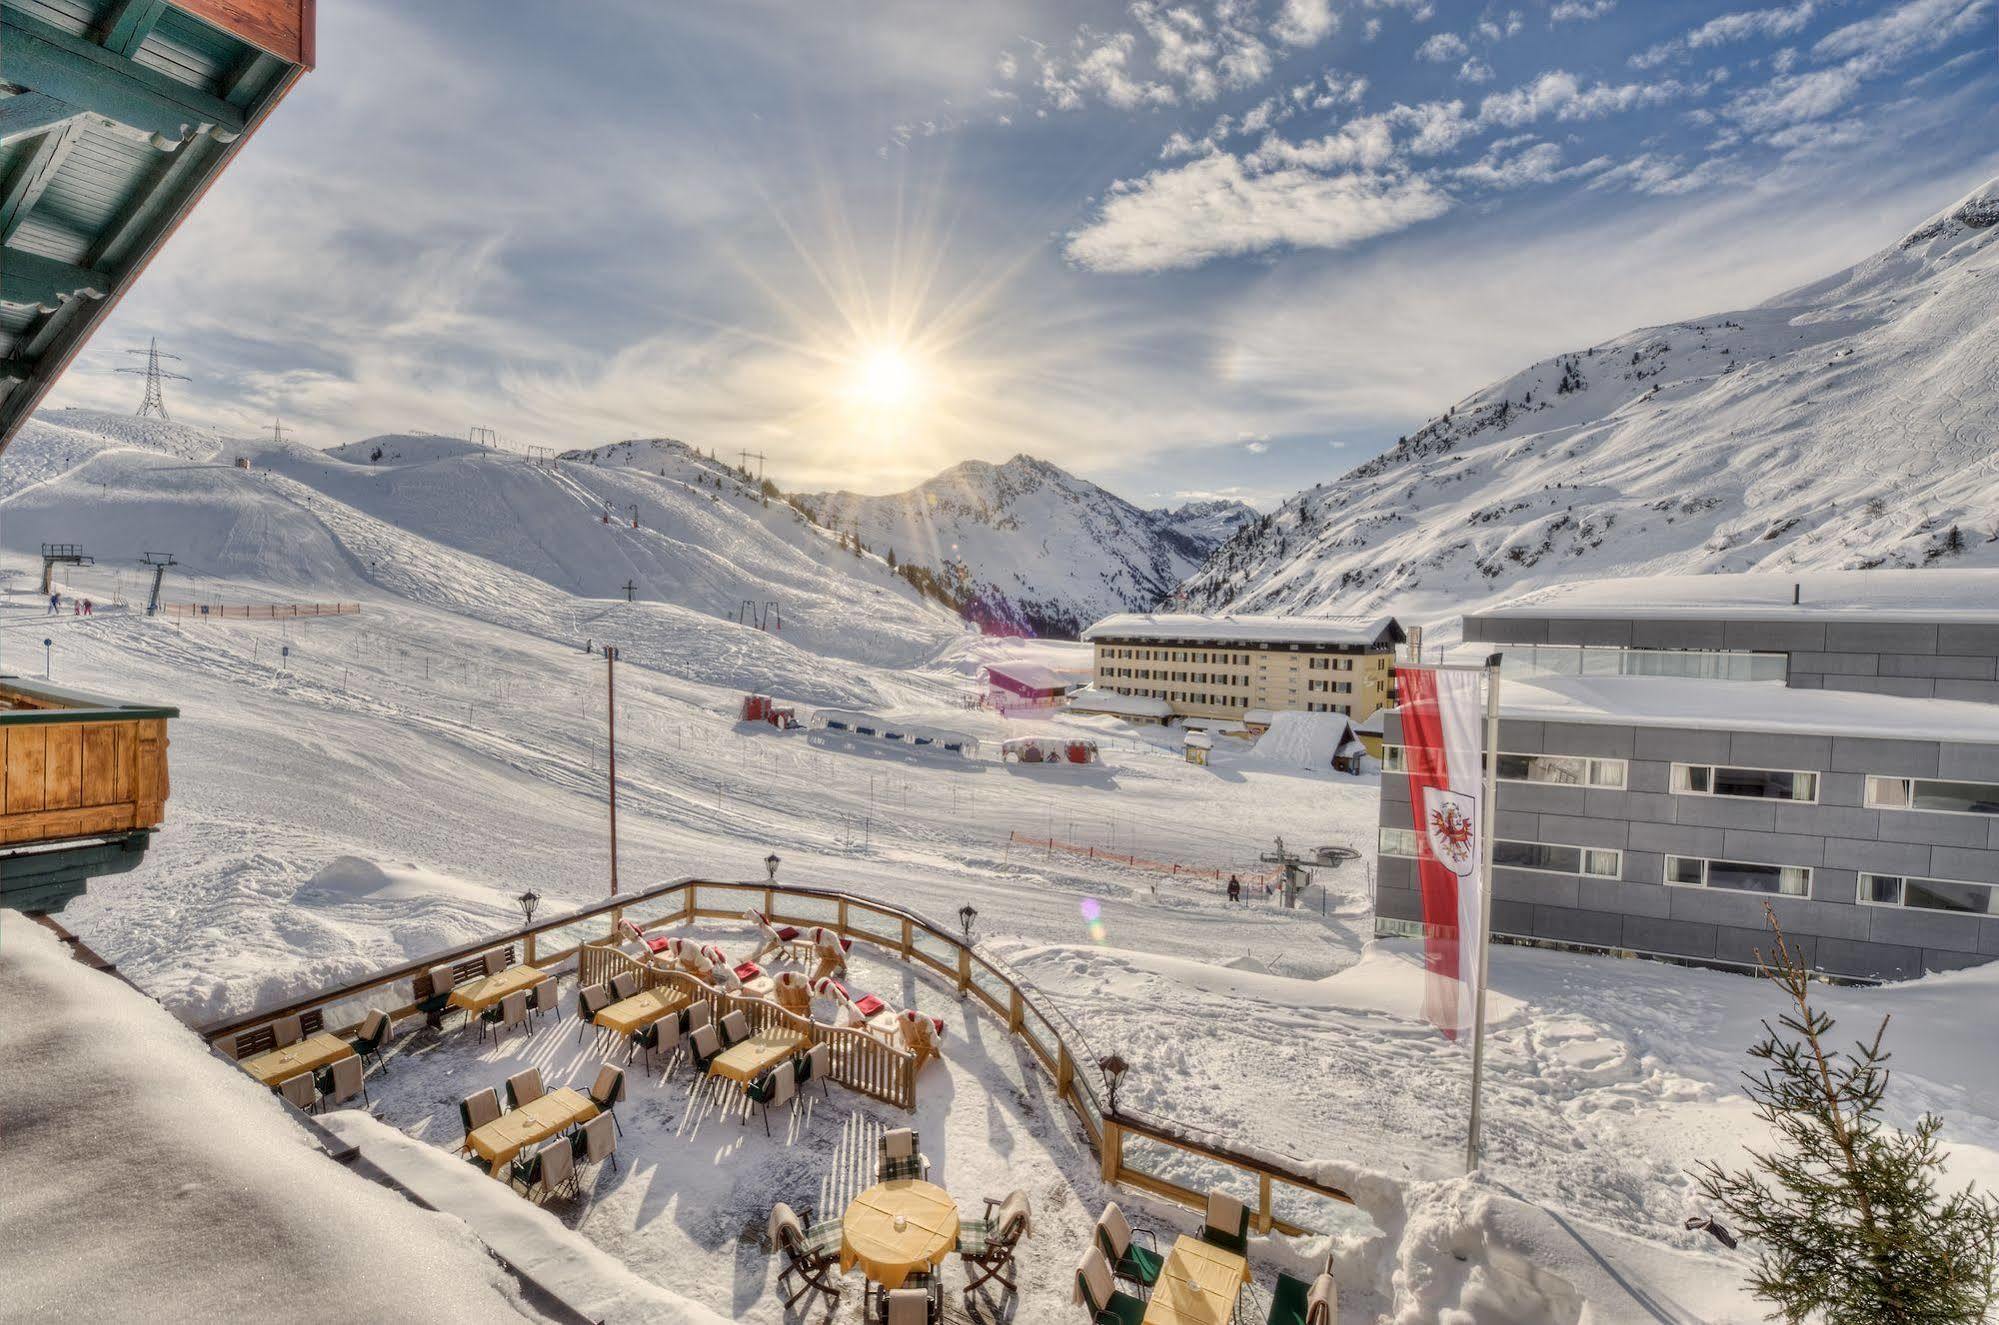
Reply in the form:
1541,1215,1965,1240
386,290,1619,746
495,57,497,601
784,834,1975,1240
877,1128,929,1182
769,1202,842,1311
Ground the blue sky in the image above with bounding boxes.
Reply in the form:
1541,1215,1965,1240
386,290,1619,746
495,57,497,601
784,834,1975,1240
47,0,1998,508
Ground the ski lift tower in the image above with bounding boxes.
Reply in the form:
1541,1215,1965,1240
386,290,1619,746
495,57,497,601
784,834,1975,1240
40,544,92,594
1259,835,1312,910
140,552,177,616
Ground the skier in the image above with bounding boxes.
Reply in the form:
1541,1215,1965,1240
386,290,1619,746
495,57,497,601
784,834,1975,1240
1226,874,1241,905
584,638,594,654
47,592,59,614
82,598,93,616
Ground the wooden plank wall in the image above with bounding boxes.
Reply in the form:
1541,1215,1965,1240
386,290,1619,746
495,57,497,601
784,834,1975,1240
0,718,168,844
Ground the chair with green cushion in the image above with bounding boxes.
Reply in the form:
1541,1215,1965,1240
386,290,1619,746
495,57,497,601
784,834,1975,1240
347,1009,392,1074
1076,1246,1145,1325
1267,1268,1337,1325
1094,1201,1162,1295
1201,1190,1251,1257
458,1087,501,1154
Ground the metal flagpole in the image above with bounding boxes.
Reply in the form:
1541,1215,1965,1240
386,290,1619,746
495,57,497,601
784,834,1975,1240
606,645,620,897
1465,653,1504,1173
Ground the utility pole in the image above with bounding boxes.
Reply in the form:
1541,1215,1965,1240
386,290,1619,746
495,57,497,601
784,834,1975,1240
738,448,765,482
606,644,620,897
622,580,636,602
139,552,176,616
269,418,292,447
118,338,190,420
1465,655,1503,1174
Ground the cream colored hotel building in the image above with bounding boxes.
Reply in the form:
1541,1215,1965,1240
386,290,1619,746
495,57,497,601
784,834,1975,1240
1078,613,1407,723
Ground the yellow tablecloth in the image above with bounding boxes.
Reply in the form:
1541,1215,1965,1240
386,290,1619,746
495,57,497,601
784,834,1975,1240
1143,1236,1250,1325
240,1032,353,1087
448,963,546,1013
465,1087,598,1178
707,1028,807,1084
596,987,690,1037
840,1180,960,1290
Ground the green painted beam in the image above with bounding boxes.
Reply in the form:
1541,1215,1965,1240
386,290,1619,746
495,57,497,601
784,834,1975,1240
0,246,112,312
0,359,30,381
0,91,81,147
98,0,170,58
0,10,246,147
0,118,84,243
88,129,222,271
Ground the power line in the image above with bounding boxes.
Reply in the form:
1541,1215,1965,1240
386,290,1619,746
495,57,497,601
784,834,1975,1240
116,338,190,420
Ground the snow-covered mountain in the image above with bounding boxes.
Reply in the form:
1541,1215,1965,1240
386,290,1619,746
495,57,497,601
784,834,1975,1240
1182,177,1999,625
803,455,1255,636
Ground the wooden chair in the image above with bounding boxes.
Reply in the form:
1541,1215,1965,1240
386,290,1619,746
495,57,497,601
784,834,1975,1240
960,1190,1030,1296
1095,1201,1161,1295
1201,1191,1250,1256
768,1202,842,1311
877,1127,929,1183
1076,1246,1144,1325
505,1068,544,1110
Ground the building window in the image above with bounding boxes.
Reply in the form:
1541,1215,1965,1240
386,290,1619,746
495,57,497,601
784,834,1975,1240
1500,643,1786,685
1494,839,1621,878
1379,826,1419,857
1665,855,1810,897
1487,751,1627,788
1859,873,1999,915
1865,776,1999,816
1672,764,1818,802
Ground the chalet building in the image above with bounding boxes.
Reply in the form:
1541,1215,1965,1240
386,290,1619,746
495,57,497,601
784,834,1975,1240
1079,612,1405,724
1375,573,1999,981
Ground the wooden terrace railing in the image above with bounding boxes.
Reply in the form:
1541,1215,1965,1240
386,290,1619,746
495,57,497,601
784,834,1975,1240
196,878,1356,1236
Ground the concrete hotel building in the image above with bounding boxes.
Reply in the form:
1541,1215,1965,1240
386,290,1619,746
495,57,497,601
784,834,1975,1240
1079,613,1405,723
1376,572,1999,981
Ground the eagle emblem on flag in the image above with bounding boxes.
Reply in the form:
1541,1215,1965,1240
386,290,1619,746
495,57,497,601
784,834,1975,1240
1422,786,1479,878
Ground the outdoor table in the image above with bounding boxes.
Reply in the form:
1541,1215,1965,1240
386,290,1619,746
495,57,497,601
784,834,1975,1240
708,1027,808,1084
465,1086,598,1179
239,1032,354,1088
448,963,545,1014
1143,1236,1251,1325
595,986,689,1038
840,1179,960,1290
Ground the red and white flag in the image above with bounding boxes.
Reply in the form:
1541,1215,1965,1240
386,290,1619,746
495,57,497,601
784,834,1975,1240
1396,666,1490,1041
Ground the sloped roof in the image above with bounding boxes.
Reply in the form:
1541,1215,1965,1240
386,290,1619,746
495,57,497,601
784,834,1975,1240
1,0,314,448
1081,611,1404,647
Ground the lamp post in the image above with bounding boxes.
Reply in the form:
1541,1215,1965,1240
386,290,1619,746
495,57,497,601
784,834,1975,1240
42,637,51,679
958,904,978,944
516,890,539,926
1098,1053,1129,1117
765,853,781,884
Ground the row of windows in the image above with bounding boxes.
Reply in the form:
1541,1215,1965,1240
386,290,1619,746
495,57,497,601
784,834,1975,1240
1376,829,1620,879
1667,855,1810,897
1305,657,1357,671
1499,643,1788,685
1108,686,1245,708
1100,647,1255,665
1305,680,1352,694
1382,747,1628,789
1864,776,1999,816
1103,667,1246,686
1305,702,1352,714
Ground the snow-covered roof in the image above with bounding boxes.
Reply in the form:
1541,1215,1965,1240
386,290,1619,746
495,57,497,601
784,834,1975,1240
1252,711,1360,769
1481,569,1999,624
1184,730,1215,749
1245,709,1275,724
1354,709,1386,735
0,912,543,1320
1501,674,1999,745
1081,612,1404,646
984,661,1071,691
1065,686,1172,717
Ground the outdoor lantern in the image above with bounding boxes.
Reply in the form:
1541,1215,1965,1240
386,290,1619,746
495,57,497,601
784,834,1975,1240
765,853,781,883
958,904,978,942
516,889,539,926
1099,1053,1129,1115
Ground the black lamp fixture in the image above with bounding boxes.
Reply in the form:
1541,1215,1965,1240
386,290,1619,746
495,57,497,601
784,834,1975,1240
765,852,781,883
958,904,978,943
516,889,540,926
1098,1053,1129,1115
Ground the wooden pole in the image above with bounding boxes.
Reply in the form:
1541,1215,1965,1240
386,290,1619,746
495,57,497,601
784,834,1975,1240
607,645,619,897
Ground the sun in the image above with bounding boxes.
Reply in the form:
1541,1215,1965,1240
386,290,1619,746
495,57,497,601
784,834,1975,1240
851,345,923,411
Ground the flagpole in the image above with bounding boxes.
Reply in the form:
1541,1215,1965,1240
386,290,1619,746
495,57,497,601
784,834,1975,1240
1465,652,1503,1174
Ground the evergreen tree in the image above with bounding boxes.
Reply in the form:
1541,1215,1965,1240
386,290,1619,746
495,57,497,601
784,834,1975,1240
1694,907,1999,1325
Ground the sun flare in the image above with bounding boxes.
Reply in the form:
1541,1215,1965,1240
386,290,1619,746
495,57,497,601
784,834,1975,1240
851,344,924,411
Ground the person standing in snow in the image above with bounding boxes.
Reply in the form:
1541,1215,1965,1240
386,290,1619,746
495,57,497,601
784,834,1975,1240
1226,874,1241,904
82,598,93,616
48,592,59,614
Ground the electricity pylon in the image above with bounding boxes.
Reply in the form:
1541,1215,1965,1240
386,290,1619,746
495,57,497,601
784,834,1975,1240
118,339,190,420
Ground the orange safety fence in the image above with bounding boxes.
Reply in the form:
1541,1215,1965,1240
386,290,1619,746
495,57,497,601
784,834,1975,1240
1007,831,1281,887
164,602,362,620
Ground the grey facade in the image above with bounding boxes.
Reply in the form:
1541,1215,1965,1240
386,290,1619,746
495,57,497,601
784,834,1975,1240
1380,608,1999,981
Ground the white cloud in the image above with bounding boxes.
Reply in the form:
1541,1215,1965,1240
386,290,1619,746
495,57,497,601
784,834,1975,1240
1587,151,1746,195
1454,139,1610,188
1417,32,1471,61
1272,0,1338,47
1550,0,1617,22
1476,10,1526,41
1243,437,1271,452
1813,0,1991,76
1064,155,1451,272
1630,1,1817,68
1478,69,1688,127
1042,32,1178,111
1458,57,1496,83
1723,65,1861,130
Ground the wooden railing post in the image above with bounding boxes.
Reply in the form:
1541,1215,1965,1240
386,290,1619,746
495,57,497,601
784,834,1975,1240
837,897,849,935
1056,1042,1074,1093
956,946,970,997
1256,1174,1274,1235
900,917,913,959
523,930,537,966
1101,1117,1122,1184
1007,987,1024,1034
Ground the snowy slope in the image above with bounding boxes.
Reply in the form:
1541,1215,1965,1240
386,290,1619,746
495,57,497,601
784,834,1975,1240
1183,177,1999,624
804,455,1254,636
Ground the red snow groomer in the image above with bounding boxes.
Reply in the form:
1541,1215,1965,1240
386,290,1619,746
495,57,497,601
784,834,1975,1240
739,694,799,729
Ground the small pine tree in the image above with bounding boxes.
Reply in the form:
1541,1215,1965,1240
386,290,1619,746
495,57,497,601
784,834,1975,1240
1694,906,1999,1324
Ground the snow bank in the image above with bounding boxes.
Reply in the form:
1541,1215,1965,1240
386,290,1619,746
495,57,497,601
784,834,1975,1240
319,1113,731,1325
0,910,536,1321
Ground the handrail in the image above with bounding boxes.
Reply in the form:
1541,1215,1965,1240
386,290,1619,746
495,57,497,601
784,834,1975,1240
194,876,1355,1233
